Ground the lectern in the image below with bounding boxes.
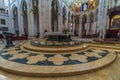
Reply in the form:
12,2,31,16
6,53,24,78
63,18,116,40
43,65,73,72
3,32,14,47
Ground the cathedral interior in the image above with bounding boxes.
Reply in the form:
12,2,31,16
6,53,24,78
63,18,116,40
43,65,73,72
0,0,120,80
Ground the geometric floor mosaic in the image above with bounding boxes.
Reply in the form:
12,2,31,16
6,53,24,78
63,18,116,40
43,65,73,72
0,46,108,66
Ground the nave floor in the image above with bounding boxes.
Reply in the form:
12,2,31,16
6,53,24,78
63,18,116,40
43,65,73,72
0,40,120,80
0,53,120,80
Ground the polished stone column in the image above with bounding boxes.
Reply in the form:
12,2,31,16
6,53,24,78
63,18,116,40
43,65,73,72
79,16,82,37
112,0,115,8
94,21,97,34
18,3,24,36
106,15,110,30
98,0,104,41
38,0,51,37
10,16,15,34
86,15,89,35
39,0,43,37
18,12,24,36
98,0,108,41
65,11,68,29
58,0,62,32
73,16,75,35
27,2,34,38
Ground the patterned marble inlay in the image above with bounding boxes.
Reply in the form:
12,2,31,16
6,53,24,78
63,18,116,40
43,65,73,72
8,53,29,60
70,54,88,63
48,55,69,65
0,46,109,66
27,55,47,64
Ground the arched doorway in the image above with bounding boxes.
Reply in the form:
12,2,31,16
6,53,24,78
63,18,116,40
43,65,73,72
32,0,39,37
107,7,120,38
13,7,19,35
62,6,66,30
51,0,59,32
82,14,87,37
22,1,28,37
89,12,94,35
75,15,79,36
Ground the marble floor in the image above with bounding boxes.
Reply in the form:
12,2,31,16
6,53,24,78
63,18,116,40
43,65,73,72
0,53,120,80
0,40,120,80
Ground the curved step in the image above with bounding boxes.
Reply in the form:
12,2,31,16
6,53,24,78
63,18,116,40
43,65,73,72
0,53,116,77
22,42,88,53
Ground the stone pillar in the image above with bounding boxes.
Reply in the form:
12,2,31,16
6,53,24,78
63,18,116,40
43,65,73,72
10,18,15,33
68,13,71,32
79,23,82,37
27,1,34,38
73,16,75,35
17,10,22,36
58,14,62,32
19,12,24,36
109,0,112,9
39,0,43,37
86,15,89,35
18,4,24,36
106,15,110,29
65,11,68,29
38,0,51,37
92,22,95,35
48,0,52,32
94,21,96,34
78,15,81,37
98,0,104,41
59,10,62,32
112,0,115,8
58,0,62,32
98,0,108,41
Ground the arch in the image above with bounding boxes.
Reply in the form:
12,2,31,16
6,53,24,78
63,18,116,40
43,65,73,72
82,14,87,37
20,0,26,13
21,1,28,37
11,4,17,15
13,6,19,35
89,12,94,34
51,0,59,32
62,6,66,30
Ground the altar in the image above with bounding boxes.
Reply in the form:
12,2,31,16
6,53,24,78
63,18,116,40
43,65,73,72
45,32,74,42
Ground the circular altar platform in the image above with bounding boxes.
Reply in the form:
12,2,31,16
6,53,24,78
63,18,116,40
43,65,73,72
0,40,117,77
23,41,88,53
